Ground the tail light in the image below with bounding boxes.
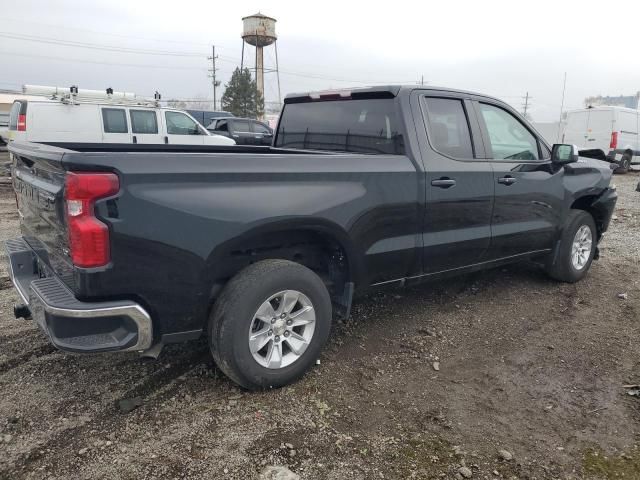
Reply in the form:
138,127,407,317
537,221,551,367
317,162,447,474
65,172,119,268
17,114,26,131
610,131,618,149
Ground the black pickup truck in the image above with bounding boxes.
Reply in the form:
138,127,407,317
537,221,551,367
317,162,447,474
5,86,617,390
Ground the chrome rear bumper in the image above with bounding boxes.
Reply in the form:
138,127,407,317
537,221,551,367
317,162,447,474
5,237,153,353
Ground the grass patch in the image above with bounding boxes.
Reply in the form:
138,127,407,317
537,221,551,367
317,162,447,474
383,437,453,478
583,447,640,479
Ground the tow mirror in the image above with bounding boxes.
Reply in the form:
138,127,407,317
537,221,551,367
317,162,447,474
551,144,579,165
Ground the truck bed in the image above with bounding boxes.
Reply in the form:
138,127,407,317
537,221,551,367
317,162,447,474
8,140,420,342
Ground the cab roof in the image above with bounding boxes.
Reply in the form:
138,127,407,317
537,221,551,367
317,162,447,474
283,85,501,104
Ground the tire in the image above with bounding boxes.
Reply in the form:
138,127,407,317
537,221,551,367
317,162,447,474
614,152,632,174
208,259,332,390
546,210,597,283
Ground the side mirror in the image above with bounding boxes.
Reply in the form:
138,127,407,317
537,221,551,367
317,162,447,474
551,144,579,165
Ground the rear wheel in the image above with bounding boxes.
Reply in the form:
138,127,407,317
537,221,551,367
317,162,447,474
545,210,597,283
614,152,632,174
208,259,332,390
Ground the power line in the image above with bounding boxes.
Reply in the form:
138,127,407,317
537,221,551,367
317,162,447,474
0,32,206,57
0,16,216,48
0,31,420,85
0,49,208,70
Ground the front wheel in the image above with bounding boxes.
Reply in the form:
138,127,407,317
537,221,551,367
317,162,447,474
545,210,597,283
208,260,332,390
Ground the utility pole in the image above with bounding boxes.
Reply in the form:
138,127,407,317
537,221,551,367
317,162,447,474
421,75,424,86
522,92,531,118
207,45,220,110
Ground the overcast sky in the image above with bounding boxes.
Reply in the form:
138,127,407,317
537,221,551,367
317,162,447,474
1,0,638,121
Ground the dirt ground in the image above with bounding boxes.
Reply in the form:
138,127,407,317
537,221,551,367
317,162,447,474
0,171,639,480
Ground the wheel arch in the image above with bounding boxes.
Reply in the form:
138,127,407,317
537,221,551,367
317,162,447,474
204,218,362,312
569,194,609,240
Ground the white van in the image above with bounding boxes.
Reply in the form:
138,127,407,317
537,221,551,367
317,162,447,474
6,99,235,146
561,106,639,173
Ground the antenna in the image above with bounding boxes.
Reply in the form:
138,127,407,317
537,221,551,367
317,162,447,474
557,72,567,143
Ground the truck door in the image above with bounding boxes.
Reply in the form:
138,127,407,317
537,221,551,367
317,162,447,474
253,121,274,145
129,109,163,144
418,93,494,273
474,101,562,259
230,119,255,145
162,110,205,145
101,107,132,143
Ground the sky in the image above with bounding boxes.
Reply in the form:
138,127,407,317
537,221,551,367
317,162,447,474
1,0,639,121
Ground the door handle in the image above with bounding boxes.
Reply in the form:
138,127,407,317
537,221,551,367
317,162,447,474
431,178,456,188
132,135,137,144
164,136,169,144
498,176,517,185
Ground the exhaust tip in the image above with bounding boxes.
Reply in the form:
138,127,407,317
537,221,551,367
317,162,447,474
13,304,32,320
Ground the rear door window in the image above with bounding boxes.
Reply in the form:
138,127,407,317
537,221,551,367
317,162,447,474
422,97,474,159
275,98,405,154
130,110,158,134
102,108,128,133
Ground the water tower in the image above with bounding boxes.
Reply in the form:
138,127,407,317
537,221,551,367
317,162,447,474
241,13,281,113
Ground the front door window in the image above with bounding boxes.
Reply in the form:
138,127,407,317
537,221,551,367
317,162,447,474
479,103,539,160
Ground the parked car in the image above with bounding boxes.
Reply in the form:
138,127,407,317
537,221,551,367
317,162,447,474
0,112,9,145
561,106,639,173
207,117,273,145
5,85,617,390
186,109,234,127
6,99,235,146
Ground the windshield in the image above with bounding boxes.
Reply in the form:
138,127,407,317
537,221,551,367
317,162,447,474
275,98,405,154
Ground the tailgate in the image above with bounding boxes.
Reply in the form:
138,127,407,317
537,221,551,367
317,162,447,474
9,142,74,288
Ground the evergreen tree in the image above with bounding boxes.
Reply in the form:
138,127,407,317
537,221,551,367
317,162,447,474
220,68,264,118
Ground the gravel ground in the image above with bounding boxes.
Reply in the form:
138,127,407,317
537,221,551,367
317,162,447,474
0,172,639,480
